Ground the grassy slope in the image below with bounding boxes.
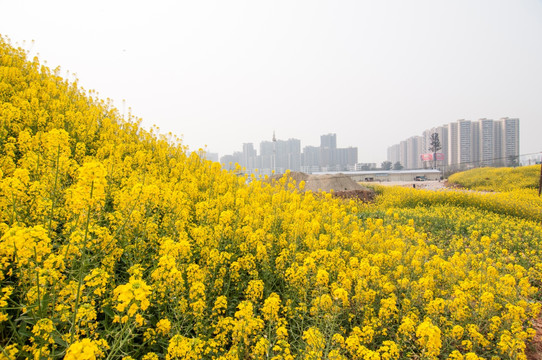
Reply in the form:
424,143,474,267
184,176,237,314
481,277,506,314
448,165,541,192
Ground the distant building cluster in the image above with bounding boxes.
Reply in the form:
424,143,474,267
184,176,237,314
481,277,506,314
220,133,359,175
203,152,219,162
387,117,520,170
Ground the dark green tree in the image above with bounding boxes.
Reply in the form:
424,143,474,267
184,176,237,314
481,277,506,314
429,133,442,169
393,161,403,170
381,161,392,170
507,155,519,167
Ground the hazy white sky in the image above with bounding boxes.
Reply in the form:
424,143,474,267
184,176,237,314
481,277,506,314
1,0,541,163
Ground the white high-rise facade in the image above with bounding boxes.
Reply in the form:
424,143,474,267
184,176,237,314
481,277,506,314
399,140,408,169
457,119,472,165
447,122,458,168
447,118,520,169
387,144,400,165
422,125,448,168
478,119,495,166
406,136,423,169
501,117,520,166
389,118,519,170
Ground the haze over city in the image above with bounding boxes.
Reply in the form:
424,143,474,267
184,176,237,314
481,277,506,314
1,0,541,164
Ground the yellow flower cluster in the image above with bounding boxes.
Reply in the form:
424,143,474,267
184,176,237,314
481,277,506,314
64,338,109,360
1,35,542,359
113,275,151,325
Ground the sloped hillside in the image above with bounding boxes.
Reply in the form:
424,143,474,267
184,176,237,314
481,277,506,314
1,36,542,360
448,165,540,192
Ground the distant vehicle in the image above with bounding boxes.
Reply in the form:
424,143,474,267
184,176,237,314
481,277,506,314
414,176,426,181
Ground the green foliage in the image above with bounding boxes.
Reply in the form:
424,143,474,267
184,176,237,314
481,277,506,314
381,161,392,170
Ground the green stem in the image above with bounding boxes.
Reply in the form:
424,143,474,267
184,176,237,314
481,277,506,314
101,177,144,251
0,345,15,360
10,193,16,225
69,180,94,344
6,316,23,344
48,144,61,239
105,320,134,360
34,247,42,316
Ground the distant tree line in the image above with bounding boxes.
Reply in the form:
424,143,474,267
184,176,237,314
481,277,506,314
380,161,403,170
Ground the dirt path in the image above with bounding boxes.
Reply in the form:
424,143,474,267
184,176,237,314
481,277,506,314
527,314,542,360
363,180,448,190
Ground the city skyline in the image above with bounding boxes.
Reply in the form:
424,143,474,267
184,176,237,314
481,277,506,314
388,117,521,171
220,133,359,175
1,1,541,164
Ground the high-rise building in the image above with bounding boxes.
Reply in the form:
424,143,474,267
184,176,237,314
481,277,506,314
320,133,337,169
390,118,519,172
422,125,448,167
259,141,274,172
220,152,242,170
478,119,494,166
501,117,520,166
301,146,321,173
336,147,358,170
471,121,480,166
457,119,472,166
320,133,337,150
275,138,301,173
387,144,400,165
399,140,408,169
203,152,219,162
242,143,257,171
447,122,458,168
494,120,503,166
406,136,422,169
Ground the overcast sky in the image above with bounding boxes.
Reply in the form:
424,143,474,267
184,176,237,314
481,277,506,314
1,0,541,163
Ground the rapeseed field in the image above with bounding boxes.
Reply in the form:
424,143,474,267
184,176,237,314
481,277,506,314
1,36,542,359
448,166,540,192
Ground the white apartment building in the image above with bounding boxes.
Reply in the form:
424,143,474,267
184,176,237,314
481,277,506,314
502,117,520,165
422,125,448,167
478,119,495,166
406,136,423,169
389,118,519,171
400,140,408,169
457,119,472,165
447,118,519,169
387,144,400,165
447,122,458,168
